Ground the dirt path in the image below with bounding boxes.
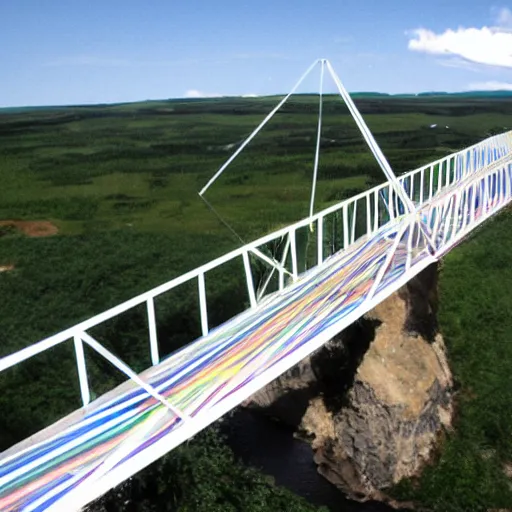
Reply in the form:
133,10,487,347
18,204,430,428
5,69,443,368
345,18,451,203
0,220,58,237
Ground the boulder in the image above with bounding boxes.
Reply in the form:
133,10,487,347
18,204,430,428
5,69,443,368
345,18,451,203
245,263,453,501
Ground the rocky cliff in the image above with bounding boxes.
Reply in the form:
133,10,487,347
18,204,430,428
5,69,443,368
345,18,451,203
244,263,453,502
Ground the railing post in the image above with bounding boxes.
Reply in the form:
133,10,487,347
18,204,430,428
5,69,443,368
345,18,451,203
278,266,285,290
498,167,504,205
406,219,413,271
351,200,357,244
146,298,160,366
419,168,424,204
470,183,477,224
242,250,257,307
460,185,470,231
431,201,443,248
440,196,455,247
505,164,512,199
198,272,209,337
373,189,379,231
279,236,291,291
395,180,402,215
290,228,298,281
317,215,323,265
388,185,395,220
482,175,489,217
446,157,451,186
415,215,422,248
429,165,434,199
342,203,349,248
366,193,372,235
73,334,90,407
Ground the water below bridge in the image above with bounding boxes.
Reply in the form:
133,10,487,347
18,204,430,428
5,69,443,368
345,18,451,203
223,409,408,512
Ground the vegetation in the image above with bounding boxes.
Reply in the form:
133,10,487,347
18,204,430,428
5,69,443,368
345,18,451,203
392,208,512,511
88,426,327,512
1,93,511,510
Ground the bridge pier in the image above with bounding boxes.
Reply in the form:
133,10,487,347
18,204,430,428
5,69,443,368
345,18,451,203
244,262,453,503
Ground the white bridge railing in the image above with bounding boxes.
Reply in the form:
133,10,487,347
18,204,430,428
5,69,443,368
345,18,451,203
1,130,511,413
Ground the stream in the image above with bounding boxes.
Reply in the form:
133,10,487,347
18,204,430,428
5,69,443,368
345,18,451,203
222,409,402,512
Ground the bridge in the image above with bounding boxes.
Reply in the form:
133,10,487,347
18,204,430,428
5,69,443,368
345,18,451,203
1,59,512,512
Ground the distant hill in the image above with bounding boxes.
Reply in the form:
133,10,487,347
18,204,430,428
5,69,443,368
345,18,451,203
1,90,512,112
417,91,512,98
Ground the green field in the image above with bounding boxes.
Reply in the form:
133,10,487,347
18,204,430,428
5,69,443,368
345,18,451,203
1,95,510,241
1,94,512,511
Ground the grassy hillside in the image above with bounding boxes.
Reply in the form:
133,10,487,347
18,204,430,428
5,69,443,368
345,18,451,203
393,208,512,511
1,95,511,242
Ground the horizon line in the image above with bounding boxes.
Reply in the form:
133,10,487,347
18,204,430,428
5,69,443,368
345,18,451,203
2,89,512,111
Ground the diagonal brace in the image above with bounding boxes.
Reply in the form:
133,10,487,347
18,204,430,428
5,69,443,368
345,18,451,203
79,332,190,422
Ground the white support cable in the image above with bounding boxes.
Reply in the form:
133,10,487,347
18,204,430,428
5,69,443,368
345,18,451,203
309,59,325,224
80,332,190,422
199,59,321,196
324,60,415,215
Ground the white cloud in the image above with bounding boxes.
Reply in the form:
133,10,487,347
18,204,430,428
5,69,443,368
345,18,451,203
242,93,259,98
467,80,512,90
408,26,512,68
408,8,512,68
184,89,223,98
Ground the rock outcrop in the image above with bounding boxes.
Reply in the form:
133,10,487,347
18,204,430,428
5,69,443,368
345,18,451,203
244,263,453,501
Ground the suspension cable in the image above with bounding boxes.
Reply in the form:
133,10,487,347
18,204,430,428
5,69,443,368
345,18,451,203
324,60,415,215
199,59,321,196
309,59,325,227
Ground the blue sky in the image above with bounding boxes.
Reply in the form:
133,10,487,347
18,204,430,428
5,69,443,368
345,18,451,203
1,0,511,107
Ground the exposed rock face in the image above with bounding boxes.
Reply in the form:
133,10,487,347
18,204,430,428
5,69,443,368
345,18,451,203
244,263,453,501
